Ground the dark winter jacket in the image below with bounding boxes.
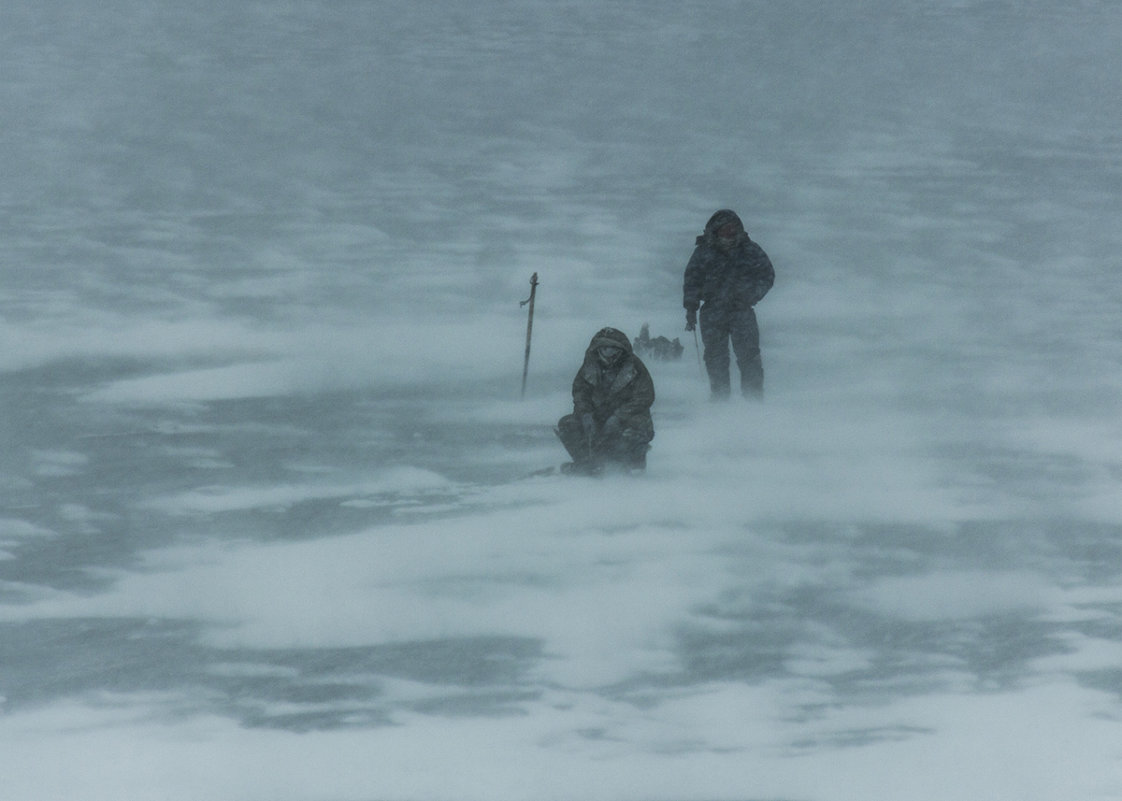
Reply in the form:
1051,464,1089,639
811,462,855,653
572,328,655,439
683,210,774,312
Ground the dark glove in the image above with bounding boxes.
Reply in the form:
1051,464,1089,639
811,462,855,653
580,413,595,435
601,415,622,437
685,307,697,332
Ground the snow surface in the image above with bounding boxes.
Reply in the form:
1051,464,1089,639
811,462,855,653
2,1,1122,799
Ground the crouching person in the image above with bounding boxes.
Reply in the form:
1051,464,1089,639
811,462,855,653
556,327,654,474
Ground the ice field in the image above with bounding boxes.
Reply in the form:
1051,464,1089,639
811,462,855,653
2,2,1122,799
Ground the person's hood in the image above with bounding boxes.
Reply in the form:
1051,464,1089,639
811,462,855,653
579,327,638,388
697,209,747,245
704,209,743,236
585,327,633,359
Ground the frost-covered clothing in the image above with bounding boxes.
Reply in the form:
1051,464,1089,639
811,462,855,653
683,210,774,398
556,327,654,471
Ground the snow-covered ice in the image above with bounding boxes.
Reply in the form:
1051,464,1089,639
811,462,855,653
2,1,1121,799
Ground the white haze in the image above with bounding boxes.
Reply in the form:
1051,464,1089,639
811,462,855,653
2,1,1122,800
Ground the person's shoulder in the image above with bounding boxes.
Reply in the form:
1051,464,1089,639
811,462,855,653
741,238,769,256
629,354,653,377
689,241,716,261
576,360,598,384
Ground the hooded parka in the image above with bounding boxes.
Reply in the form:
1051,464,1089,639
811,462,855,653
556,327,654,470
683,210,774,398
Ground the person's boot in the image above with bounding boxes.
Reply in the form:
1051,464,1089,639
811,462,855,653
561,457,602,476
739,356,764,399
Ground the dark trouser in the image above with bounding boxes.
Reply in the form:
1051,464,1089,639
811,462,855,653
700,303,763,399
556,414,649,469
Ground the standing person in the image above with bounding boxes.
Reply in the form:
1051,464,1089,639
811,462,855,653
683,209,775,399
555,327,654,474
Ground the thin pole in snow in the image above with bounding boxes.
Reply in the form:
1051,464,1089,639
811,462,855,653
693,327,704,378
519,272,539,399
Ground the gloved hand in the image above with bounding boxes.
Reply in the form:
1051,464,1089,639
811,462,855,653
601,415,622,438
580,413,595,435
685,307,697,332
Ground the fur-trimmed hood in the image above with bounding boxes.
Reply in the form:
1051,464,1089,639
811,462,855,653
584,327,633,358
577,327,641,394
